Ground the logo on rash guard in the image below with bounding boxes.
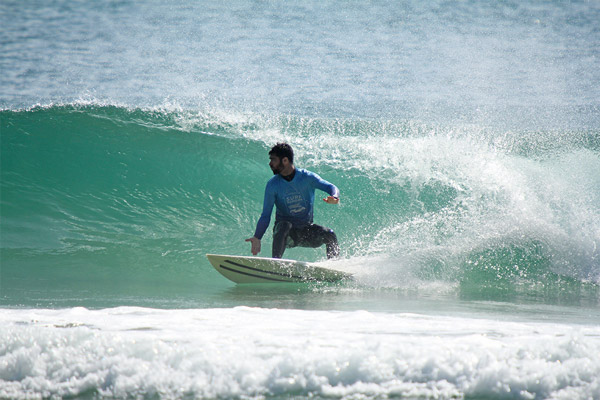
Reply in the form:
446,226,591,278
285,194,306,215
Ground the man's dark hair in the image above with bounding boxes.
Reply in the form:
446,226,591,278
269,142,294,164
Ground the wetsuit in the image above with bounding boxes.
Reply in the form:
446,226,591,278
253,168,340,259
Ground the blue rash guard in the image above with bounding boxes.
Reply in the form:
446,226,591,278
253,168,339,240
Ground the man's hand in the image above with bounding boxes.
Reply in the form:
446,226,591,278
245,236,261,255
323,196,340,204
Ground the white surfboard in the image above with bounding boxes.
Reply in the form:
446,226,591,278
206,254,352,284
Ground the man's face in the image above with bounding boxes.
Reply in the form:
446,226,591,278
269,155,283,175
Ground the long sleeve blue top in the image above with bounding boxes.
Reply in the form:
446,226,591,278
253,168,339,239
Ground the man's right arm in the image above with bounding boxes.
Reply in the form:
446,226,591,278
253,183,275,240
246,182,275,255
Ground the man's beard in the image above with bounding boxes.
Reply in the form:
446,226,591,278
271,164,282,175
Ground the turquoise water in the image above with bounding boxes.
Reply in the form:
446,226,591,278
3,104,598,311
1,1,600,399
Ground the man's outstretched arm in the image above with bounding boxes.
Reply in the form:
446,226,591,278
246,183,275,255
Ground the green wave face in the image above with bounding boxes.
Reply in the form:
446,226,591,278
1,104,599,307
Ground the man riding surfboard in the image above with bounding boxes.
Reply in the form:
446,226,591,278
246,142,340,259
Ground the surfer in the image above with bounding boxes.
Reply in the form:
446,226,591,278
246,142,340,259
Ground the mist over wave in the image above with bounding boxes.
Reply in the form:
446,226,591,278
1,103,599,306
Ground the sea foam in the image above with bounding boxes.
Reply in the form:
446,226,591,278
1,307,598,399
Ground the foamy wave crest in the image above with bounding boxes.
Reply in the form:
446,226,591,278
1,307,599,399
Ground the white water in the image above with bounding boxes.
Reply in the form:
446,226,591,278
1,307,599,399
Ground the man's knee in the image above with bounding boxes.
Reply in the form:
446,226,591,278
274,221,293,237
303,224,338,248
324,228,337,244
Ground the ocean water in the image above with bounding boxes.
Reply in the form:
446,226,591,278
1,1,600,399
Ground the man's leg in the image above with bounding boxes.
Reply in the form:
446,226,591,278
323,228,340,259
272,221,293,258
297,224,340,259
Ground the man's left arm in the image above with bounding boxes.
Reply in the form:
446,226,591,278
310,172,340,204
